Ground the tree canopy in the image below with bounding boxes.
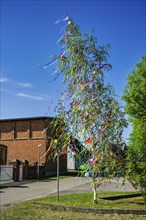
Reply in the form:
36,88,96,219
122,55,146,204
122,56,146,120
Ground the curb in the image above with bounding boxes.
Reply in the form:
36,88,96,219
33,202,146,215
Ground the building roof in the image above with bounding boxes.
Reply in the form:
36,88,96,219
0,116,54,122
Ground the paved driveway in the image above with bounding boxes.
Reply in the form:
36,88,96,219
0,177,135,211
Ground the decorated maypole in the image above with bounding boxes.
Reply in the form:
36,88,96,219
45,16,127,203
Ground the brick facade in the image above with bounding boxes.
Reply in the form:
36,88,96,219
0,117,67,174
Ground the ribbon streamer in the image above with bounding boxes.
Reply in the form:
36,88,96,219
55,16,69,24
48,72,61,82
44,59,57,69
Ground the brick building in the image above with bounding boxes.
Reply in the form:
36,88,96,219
0,116,67,175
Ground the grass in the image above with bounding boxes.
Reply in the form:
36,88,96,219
0,201,146,220
35,192,146,210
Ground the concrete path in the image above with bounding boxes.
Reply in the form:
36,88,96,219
0,177,135,211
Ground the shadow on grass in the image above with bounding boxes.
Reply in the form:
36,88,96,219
101,193,141,200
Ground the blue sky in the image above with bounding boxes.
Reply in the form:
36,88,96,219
0,0,146,140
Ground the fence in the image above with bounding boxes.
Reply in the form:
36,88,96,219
0,165,13,181
0,164,45,182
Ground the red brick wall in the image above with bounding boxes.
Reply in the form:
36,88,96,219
15,121,29,139
0,122,12,140
0,118,50,165
1,139,46,165
30,120,44,139
0,117,67,173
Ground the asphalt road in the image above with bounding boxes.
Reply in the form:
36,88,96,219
0,177,135,211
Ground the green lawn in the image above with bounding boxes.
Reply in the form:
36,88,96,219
35,192,146,210
0,201,146,220
0,192,146,220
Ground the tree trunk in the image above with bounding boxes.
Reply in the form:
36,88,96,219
93,181,97,204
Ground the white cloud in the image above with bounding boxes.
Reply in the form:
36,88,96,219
17,82,33,88
0,77,10,82
0,77,33,88
16,93,45,101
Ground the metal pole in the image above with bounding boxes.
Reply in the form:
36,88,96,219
38,145,40,179
57,155,59,202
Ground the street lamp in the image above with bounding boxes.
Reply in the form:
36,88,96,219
38,144,43,179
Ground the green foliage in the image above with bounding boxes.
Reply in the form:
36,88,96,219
122,56,146,120
127,120,146,203
122,56,146,203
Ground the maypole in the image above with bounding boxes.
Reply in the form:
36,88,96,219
45,15,127,203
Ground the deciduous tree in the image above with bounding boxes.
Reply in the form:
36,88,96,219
122,56,146,204
122,56,146,120
46,16,127,203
